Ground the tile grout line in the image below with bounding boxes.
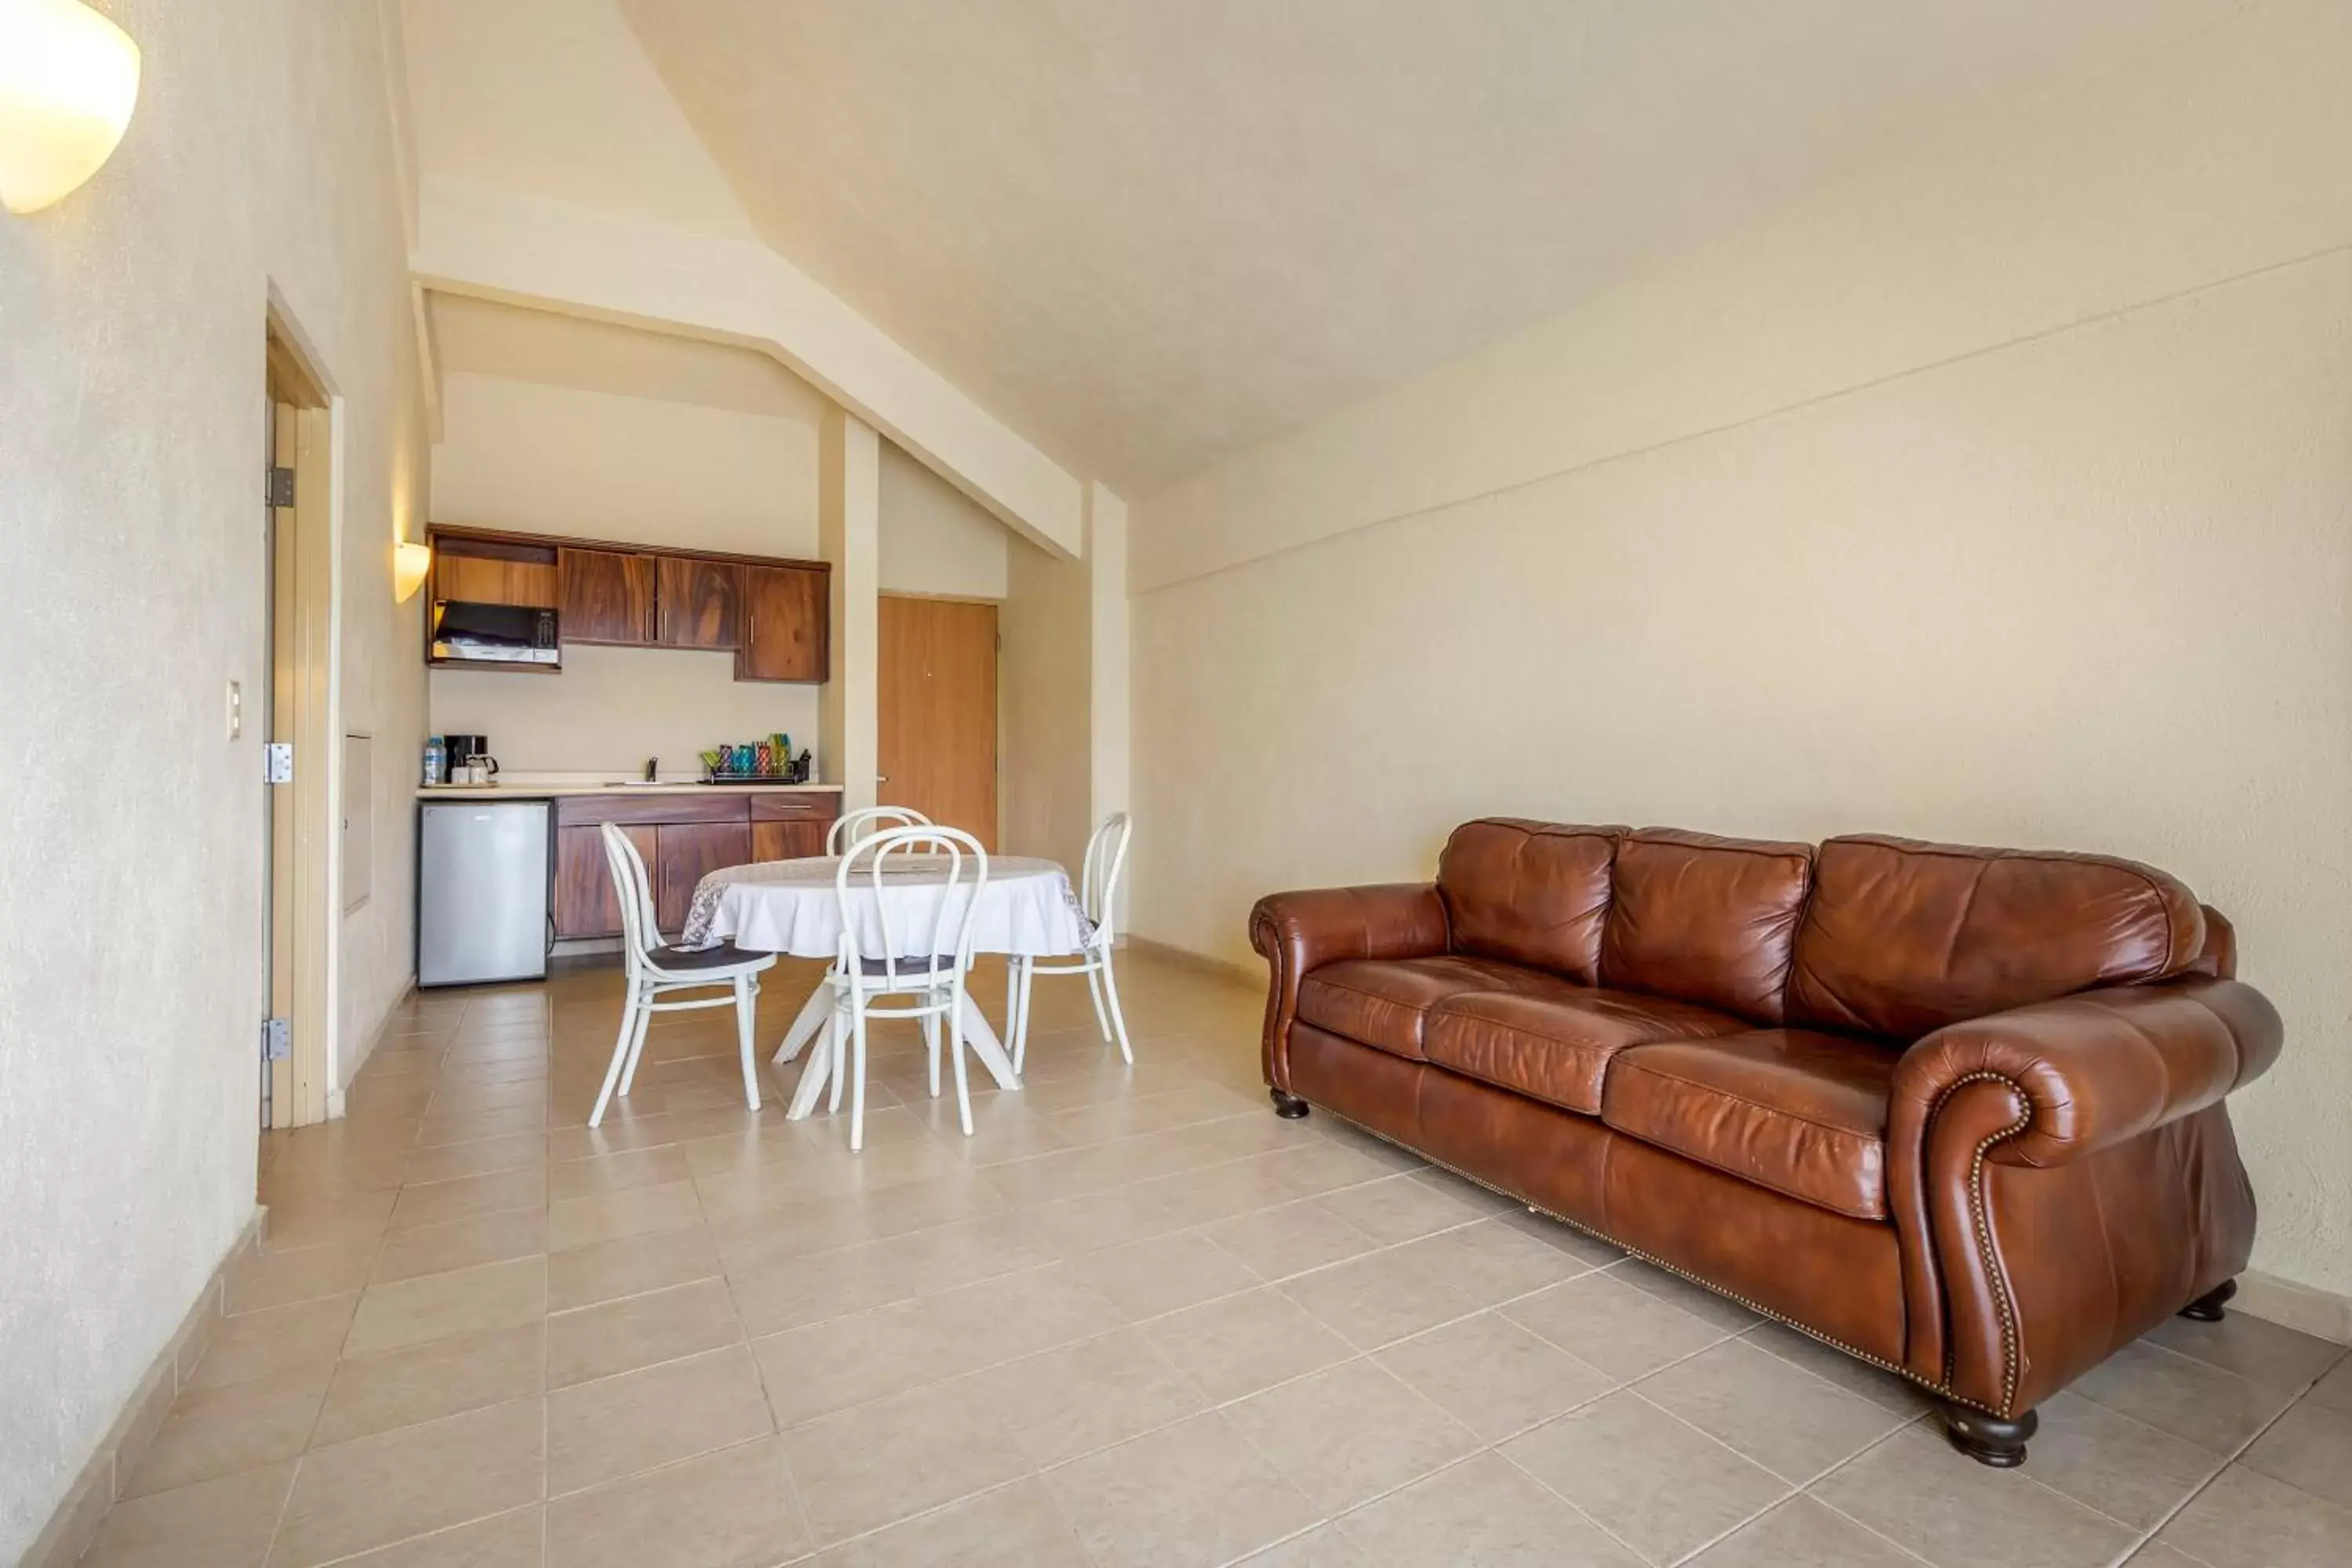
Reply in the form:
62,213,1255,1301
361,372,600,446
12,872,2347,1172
2100,1361,2340,1568
253,967,2335,1568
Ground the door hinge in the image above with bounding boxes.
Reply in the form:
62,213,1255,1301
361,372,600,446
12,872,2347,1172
267,466,296,507
264,742,294,784
262,1018,291,1062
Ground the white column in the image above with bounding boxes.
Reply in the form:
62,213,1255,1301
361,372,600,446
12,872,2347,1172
1087,482,1131,928
819,408,880,813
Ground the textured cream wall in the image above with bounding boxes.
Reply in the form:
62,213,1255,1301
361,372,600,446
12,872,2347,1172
1130,0,2352,1298
1000,535,1094,873
1000,483,1131,881
430,646,819,779
0,0,426,1554
433,371,823,557
879,441,1009,601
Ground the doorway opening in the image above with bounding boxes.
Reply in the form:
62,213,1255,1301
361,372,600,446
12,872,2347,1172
877,594,1000,849
262,316,336,1145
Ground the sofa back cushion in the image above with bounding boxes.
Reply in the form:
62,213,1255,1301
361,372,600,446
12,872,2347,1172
1437,818,1625,985
1787,835,2207,1038
1599,829,1813,1023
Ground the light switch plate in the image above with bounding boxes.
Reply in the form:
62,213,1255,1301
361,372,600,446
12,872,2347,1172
227,680,242,740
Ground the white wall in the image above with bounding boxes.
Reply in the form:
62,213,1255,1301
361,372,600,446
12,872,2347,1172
1130,0,2352,1300
0,0,428,1554
1000,534,1096,873
1000,484,1130,878
432,370,822,556
879,440,1008,601
430,646,818,778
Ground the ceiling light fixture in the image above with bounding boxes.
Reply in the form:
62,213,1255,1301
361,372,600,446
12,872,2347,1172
0,0,141,216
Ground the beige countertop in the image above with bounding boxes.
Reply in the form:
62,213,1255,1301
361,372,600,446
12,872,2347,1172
416,782,842,800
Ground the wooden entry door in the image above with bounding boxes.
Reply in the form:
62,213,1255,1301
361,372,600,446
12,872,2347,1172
878,596,998,849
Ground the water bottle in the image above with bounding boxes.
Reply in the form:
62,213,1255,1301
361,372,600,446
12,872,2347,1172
424,735,445,786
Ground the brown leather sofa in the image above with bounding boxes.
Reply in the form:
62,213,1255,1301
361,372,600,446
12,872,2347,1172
1250,821,2281,1466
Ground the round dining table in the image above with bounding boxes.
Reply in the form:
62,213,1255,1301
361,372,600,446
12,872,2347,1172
679,853,1094,1120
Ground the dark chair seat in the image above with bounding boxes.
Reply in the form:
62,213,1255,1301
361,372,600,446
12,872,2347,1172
647,942,775,973
851,956,958,978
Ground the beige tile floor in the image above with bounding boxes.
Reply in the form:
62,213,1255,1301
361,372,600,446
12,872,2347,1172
78,950,2351,1568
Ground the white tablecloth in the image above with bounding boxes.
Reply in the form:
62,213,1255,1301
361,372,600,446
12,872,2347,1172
681,854,1093,959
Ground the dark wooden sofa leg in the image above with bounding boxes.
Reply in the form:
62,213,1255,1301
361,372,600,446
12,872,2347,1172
1269,1088,1311,1120
2180,1279,2238,1322
1936,1401,2037,1468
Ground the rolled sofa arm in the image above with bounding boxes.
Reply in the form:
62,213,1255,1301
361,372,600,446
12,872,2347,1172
1250,884,1450,1092
1886,976,2281,1414
1889,978,2281,1169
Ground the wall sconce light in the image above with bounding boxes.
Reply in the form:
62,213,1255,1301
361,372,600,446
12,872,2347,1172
0,0,141,216
394,540,433,604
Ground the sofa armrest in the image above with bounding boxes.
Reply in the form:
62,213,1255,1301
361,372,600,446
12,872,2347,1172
1885,977,2279,1413
1890,978,2281,1169
1250,884,1450,1092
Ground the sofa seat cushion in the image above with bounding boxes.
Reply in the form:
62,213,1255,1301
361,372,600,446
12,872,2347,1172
1296,956,1555,1060
1602,1030,1899,1220
1424,988,1747,1114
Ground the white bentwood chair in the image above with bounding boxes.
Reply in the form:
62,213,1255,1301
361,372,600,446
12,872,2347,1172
587,822,777,1129
823,825,989,1152
1007,812,1132,1071
826,805,932,855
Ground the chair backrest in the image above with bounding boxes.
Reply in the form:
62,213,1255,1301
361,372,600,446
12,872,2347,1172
835,825,989,990
827,804,933,856
599,822,664,978
1079,812,1133,943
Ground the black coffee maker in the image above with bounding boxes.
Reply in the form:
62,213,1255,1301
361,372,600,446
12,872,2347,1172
442,734,496,780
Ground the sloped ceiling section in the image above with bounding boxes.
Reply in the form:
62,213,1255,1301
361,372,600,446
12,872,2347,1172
618,0,2237,495
429,293,829,422
401,0,756,239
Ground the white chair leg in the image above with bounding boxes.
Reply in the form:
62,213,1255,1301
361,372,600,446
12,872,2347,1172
837,1011,856,1123
733,975,762,1112
924,1011,942,1099
1085,964,1112,1042
946,988,974,1138
618,989,653,1094
588,989,638,1128
849,1003,871,1152
1012,956,1035,1075
1098,949,1134,1065
1004,957,1021,1064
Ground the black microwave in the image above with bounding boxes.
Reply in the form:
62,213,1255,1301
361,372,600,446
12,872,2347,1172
430,601,561,666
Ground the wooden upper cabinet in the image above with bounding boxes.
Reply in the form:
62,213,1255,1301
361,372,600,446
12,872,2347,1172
428,527,827,681
738,564,829,682
655,557,742,650
558,547,655,644
435,550,557,608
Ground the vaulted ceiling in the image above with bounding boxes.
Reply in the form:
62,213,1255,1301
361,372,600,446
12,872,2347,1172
406,0,2240,496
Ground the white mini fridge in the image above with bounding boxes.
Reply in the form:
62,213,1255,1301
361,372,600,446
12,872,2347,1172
417,800,552,986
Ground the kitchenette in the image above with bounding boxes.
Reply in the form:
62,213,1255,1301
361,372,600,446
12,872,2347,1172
414,524,843,986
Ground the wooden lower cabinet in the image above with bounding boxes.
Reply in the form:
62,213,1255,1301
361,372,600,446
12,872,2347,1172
554,823,655,938
652,821,751,934
549,791,839,941
751,819,828,862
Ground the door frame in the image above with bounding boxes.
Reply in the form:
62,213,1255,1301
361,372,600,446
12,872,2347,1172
264,305,339,1131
